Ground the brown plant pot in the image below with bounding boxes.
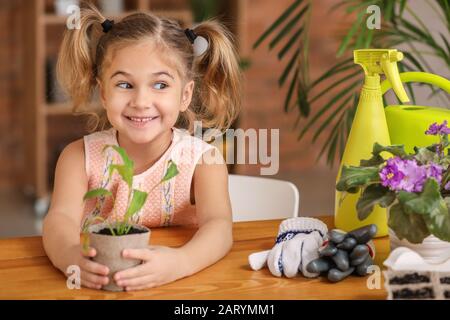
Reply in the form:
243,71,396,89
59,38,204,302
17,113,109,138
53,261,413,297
88,222,150,291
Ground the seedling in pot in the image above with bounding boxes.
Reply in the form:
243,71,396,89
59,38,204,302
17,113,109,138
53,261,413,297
81,144,179,250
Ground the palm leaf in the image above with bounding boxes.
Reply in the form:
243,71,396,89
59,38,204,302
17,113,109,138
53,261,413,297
269,5,309,50
253,0,304,49
253,0,450,167
298,79,361,140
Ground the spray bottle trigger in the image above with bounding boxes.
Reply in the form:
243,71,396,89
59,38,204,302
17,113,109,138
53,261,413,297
381,52,410,103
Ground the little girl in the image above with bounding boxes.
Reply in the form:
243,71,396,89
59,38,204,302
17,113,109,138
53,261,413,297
42,2,241,291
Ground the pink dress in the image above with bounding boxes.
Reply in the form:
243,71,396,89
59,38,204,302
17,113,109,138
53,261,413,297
82,127,216,229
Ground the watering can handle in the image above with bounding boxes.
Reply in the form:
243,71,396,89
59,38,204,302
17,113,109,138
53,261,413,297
381,71,450,96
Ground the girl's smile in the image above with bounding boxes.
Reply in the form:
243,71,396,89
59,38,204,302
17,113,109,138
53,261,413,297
123,115,160,129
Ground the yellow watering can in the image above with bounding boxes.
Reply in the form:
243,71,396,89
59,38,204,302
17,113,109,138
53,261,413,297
382,72,450,153
335,49,450,238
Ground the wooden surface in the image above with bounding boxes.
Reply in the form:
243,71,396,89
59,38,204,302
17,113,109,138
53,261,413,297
0,217,389,300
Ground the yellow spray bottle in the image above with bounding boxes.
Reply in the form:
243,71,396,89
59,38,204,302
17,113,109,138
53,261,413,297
334,49,410,237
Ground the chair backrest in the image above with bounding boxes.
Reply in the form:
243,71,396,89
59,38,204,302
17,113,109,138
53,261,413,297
228,174,299,222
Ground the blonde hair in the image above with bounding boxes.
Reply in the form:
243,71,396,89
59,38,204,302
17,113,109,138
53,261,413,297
57,2,242,133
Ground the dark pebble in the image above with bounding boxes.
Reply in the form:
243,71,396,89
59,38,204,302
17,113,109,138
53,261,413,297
347,224,377,244
306,258,334,274
319,242,337,257
328,229,347,244
355,257,375,276
328,267,355,282
331,249,350,271
336,237,357,250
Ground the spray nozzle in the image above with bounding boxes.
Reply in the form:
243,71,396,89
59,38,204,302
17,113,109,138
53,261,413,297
354,49,410,103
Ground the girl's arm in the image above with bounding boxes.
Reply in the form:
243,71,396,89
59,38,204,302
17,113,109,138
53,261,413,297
42,139,109,288
179,148,233,276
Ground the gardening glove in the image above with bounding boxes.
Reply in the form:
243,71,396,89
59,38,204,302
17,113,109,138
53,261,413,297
248,217,328,278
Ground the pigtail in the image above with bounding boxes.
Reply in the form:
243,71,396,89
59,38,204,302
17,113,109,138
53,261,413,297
56,2,105,113
189,19,242,133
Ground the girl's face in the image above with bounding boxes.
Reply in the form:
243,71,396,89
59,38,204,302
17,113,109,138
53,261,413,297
99,40,194,145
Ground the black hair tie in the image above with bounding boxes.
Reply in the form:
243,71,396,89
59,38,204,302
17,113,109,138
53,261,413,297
101,19,114,33
184,28,197,44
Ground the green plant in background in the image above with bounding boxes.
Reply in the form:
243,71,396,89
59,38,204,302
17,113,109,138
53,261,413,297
190,0,221,22
81,145,179,248
190,0,252,71
336,121,450,243
253,0,450,166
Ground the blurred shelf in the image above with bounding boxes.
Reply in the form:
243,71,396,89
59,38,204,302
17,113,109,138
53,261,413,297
45,103,102,116
44,103,73,115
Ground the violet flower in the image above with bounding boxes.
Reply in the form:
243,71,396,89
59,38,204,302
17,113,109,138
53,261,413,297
379,158,441,193
379,157,405,191
445,181,450,191
425,120,450,135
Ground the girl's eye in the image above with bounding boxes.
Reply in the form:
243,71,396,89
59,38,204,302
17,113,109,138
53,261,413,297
154,82,168,90
117,82,132,89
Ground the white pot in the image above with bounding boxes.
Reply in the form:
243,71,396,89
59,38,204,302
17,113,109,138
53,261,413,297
388,228,450,264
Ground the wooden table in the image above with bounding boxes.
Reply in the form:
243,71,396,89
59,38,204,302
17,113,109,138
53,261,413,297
0,216,389,299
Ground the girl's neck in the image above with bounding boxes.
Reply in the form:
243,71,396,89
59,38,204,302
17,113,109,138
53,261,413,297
116,129,174,175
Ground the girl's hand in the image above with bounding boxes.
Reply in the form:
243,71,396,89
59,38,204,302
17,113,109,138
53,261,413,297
62,244,110,290
114,246,189,291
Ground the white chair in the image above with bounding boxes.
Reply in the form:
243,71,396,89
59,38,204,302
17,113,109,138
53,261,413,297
228,174,299,222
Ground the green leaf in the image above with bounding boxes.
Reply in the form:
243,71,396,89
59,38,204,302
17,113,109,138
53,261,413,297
124,189,148,222
360,154,384,167
297,79,310,117
402,51,426,72
309,70,360,104
356,185,396,220
284,68,299,112
83,188,112,201
103,145,133,168
298,79,361,140
103,145,135,188
327,127,340,166
161,160,179,183
81,215,106,233
310,58,354,88
414,147,440,165
316,109,346,161
312,93,353,142
423,200,450,242
388,203,430,244
108,164,133,189
253,0,304,49
336,166,380,192
269,5,309,50
359,143,407,167
279,47,301,86
278,27,304,60
372,143,407,157
337,10,364,56
403,179,442,216
384,0,394,21
399,0,407,16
